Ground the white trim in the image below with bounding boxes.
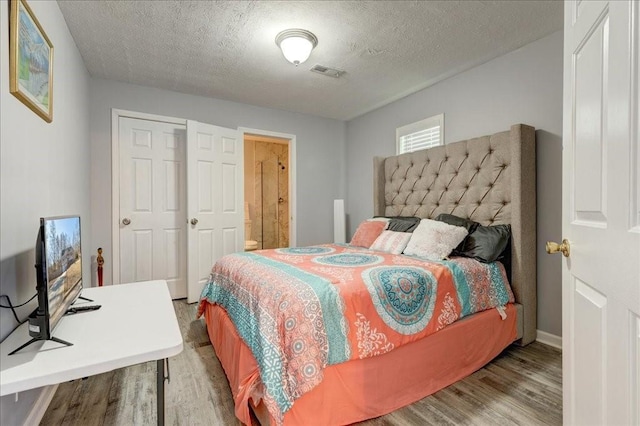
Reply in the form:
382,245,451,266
112,108,187,125
239,127,297,248
536,329,562,349
111,109,188,285
25,384,58,425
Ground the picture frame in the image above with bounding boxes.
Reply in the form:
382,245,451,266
9,0,54,123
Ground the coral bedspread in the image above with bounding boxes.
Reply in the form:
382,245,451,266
198,244,514,423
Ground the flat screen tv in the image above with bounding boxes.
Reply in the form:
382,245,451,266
9,215,84,355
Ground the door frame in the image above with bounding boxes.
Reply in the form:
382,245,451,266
111,108,187,285
239,127,297,247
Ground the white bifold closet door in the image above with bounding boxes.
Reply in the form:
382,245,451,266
186,120,243,303
118,117,243,301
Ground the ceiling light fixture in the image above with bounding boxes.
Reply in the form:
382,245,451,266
275,29,318,66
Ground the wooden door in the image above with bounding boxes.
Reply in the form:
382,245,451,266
118,117,187,298
561,1,640,424
186,120,243,303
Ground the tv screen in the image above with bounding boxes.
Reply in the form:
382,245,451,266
8,216,84,354
40,215,83,333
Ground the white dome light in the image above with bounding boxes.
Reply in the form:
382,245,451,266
275,29,318,66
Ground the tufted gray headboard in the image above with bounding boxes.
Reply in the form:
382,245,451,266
373,124,536,345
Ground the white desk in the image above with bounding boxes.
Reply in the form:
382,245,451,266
0,280,183,425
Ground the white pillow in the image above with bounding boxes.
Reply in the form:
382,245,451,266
370,230,412,255
403,219,468,260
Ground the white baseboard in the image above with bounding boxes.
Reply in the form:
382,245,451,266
536,329,562,349
24,384,58,425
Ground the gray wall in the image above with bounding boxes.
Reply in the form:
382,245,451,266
0,0,91,423
89,78,347,286
345,31,563,337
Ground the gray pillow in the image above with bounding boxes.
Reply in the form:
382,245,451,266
457,224,511,263
386,216,421,232
434,213,478,233
435,214,510,263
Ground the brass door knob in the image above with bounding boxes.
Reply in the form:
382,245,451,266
546,239,570,257
122,218,131,226
190,218,199,225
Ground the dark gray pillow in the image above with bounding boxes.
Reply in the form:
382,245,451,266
435,214,510,262
434,213,478,233
386,216,421,232
457,224,511,263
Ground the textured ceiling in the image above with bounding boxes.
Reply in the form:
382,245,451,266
57,1,563,121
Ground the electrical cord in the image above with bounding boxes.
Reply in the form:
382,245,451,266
0,294,37,324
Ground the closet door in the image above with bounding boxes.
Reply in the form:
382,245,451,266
118,117,187,298
186,121,243,303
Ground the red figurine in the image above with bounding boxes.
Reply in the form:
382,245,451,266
97,247,104,287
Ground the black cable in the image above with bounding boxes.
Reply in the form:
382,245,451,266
0,294,37,324
0,294,37,308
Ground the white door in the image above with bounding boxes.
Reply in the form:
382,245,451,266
119,117,188,298
186,120,243,303
562,1,640,424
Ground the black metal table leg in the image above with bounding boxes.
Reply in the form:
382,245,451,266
157,358,165,426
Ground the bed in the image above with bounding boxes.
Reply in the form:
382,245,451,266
198,124,537,425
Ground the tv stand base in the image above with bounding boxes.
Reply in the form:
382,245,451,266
8,336,73,356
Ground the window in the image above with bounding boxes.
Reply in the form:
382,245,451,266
396,114,444,154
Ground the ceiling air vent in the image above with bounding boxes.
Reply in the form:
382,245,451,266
310,64,345,78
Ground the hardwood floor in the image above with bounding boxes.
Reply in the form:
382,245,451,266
41,301,562,426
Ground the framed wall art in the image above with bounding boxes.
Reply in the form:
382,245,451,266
9,0,54,123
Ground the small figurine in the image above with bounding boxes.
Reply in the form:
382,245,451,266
97,247,104,287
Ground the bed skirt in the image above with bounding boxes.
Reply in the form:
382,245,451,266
203,302,517,425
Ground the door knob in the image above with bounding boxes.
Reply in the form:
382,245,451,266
190,218,199,225
546,239,570,257
122,218,131,226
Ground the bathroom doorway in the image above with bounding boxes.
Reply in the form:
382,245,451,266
244,133,291,250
